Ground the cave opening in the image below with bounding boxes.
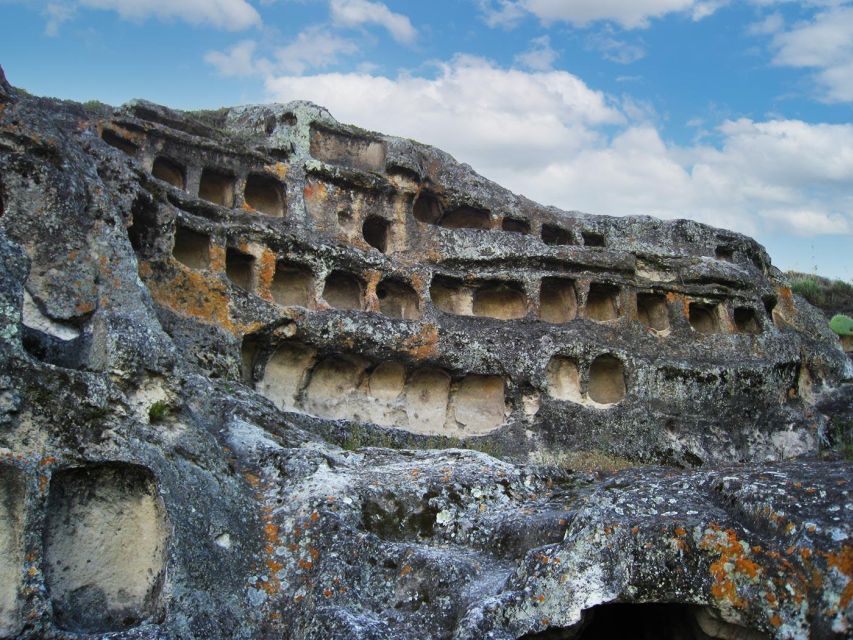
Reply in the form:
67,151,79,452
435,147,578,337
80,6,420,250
101,129,138,156
637,293,670,332
362,216,390,253
199,168,234,207
540,278,577,324
542,224,573,246
413,191,442,224
323,270,364,310
689,303,721,335
586,283,620,321
472,282,527,320
734,307,761,334
271,262,312,307
715,245,734,261
588,355,626,404
521,603,768,640
244,174,284,216
172,226,210,270
430,276,470,315
582,231,606,247
377,279,420,320
152,157,185,190
439,205,492,230
226,247,255,292
502,217,530,234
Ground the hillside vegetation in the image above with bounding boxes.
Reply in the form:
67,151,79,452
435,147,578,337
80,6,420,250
787,271,853,318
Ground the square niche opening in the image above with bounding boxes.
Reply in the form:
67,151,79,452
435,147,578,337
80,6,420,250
734,307,761,334
271,262,312,307
586,283,620,321
501,218,530,234
152,157,185,190
244,174,285,216
226,247,255,292
540,278,577,324
362,216,390,253
541,224,572,246
637,293,669,331
173,226,210,270
689,302,721,334
199,168,234,207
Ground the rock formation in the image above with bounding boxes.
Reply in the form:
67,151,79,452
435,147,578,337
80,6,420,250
0,66,850,638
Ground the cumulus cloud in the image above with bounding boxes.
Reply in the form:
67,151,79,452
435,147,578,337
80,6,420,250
480,0,722,30
329,0,416,44
762,5,853,102
264,56,853,240
514,36,559,70
43,2,75,36
477,0,528,28
266,55,623,166
586,29,646,64
206,28,358,76
78,0,261,30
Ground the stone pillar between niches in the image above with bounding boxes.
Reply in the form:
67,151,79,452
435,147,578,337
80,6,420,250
185,166,203,198
0,466,25,638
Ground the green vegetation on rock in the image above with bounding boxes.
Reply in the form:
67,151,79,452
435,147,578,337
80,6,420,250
788,272,853,317
829,314,853,336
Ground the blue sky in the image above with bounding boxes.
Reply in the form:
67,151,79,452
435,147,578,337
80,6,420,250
1,0,851,279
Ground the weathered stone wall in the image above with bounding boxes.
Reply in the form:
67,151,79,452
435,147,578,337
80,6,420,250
0,69,850,639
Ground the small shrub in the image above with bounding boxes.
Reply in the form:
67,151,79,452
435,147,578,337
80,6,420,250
789,276,823,305
148,400,170,424
829,314,853,336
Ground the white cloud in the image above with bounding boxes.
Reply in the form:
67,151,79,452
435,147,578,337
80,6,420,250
477,0,529,28
266,55,623,166
329,0,416,44
264,56,853,241
481,0,715,30
43,2,75,36
273,26,359,73
205,40,269,77
586,30,646,64
78,0,261,30
514,36,558,70
747,12,784,36
207,28,358,76
766,5,853,102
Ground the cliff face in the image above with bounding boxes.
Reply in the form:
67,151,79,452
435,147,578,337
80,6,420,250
0,69,850,639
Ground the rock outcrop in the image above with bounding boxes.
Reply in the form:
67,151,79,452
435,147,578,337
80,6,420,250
0,67,850,639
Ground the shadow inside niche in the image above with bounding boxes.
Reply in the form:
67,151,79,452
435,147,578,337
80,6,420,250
520,603,768,640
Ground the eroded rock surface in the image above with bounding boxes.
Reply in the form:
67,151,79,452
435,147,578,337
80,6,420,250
0,67,850,638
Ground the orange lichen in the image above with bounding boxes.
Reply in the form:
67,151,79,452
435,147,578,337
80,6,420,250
400,564,413,577
304,181,327,204
255,247,278,301
401,323,439,359
142,261,235,332
700,527,765,609
824,546,853,609
265,162,289,180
